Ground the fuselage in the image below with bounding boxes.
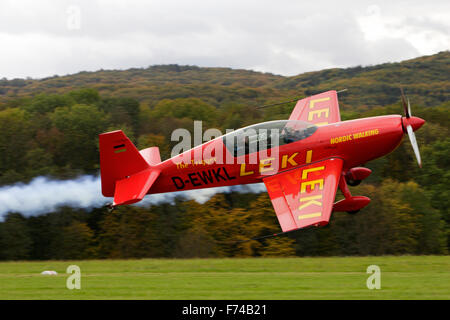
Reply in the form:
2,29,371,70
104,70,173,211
148,115,405,194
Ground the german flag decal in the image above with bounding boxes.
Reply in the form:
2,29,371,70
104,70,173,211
114,143,126,154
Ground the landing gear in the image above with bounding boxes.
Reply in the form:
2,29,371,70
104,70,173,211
332,173,371,213
347,179,361,186
345,167,371,186
105,203,116,213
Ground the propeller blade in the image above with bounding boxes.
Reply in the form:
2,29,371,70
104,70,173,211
400,88,410,118
406,124,422,168
407,97,411,118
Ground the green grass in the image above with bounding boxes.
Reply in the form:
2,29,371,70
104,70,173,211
0,256,448,299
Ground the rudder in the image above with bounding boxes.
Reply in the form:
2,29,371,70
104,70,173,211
99,130,153,198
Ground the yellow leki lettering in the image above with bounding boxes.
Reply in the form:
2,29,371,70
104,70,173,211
308,108,329,121
281,153,298,168
300,179,324,193
299,195,323,210
301,166,325,180
259,157,275,173
240,164,254,176
306,150,313,163
309,97,330,109
298,212,322,220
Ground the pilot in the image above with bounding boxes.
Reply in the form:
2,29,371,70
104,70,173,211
282,127,295,143
295,129,306,140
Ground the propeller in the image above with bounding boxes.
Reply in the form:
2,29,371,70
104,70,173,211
406,124,422,168
400,88,424,168
400,88,411,118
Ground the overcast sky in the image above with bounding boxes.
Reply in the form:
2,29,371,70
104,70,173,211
0,0,449,79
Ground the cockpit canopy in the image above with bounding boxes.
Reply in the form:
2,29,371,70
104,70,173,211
223,120,317,157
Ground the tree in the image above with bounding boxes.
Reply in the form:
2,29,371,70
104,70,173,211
99,97,140,134
50,104,110,169
173,225,217,258
0,108,32,177
151,98,218,127
23,93,74,114
60,221,95,259
97,206,164,258
0,213,32,260
260,237,296,257
68,88,100,105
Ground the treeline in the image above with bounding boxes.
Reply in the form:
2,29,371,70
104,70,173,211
1,52,448,109
0,178,447,260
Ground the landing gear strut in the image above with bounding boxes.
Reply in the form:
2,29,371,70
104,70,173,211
332,173,371,214
340,174,358,214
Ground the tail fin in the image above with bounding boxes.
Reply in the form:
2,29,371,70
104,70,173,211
99,130,161,205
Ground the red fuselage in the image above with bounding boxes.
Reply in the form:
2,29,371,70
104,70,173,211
148,115,405,194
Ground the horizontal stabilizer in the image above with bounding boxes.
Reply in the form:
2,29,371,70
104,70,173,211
114,169,160,206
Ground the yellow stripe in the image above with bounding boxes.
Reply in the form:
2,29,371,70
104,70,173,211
298,212,322,220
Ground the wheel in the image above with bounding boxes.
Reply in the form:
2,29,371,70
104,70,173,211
347,210,360,214
347,179,361,186
105,203,115,213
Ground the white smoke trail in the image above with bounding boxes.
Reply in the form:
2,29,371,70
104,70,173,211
0,176,106,218
0,175,266,219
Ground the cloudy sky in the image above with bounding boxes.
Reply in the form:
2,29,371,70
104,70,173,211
0,0,449,79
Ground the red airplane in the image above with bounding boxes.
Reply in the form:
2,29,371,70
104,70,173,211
99,90,425,233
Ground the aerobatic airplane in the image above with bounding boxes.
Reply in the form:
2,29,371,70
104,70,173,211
99,90,425,233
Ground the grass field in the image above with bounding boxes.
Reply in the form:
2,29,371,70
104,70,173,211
0,256,449,299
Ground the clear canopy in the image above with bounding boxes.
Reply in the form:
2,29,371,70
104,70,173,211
223,120,317,156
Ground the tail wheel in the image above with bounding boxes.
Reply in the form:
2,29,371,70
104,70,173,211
347,179,361,186
105,203,116,213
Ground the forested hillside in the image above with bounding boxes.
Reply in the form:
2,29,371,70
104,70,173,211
0,52,448,260
1,51,449,108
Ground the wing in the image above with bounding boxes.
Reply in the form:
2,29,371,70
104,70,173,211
263,158,343,232
289,90,340,126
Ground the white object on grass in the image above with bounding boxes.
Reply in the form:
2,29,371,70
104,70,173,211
41,270,58,275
